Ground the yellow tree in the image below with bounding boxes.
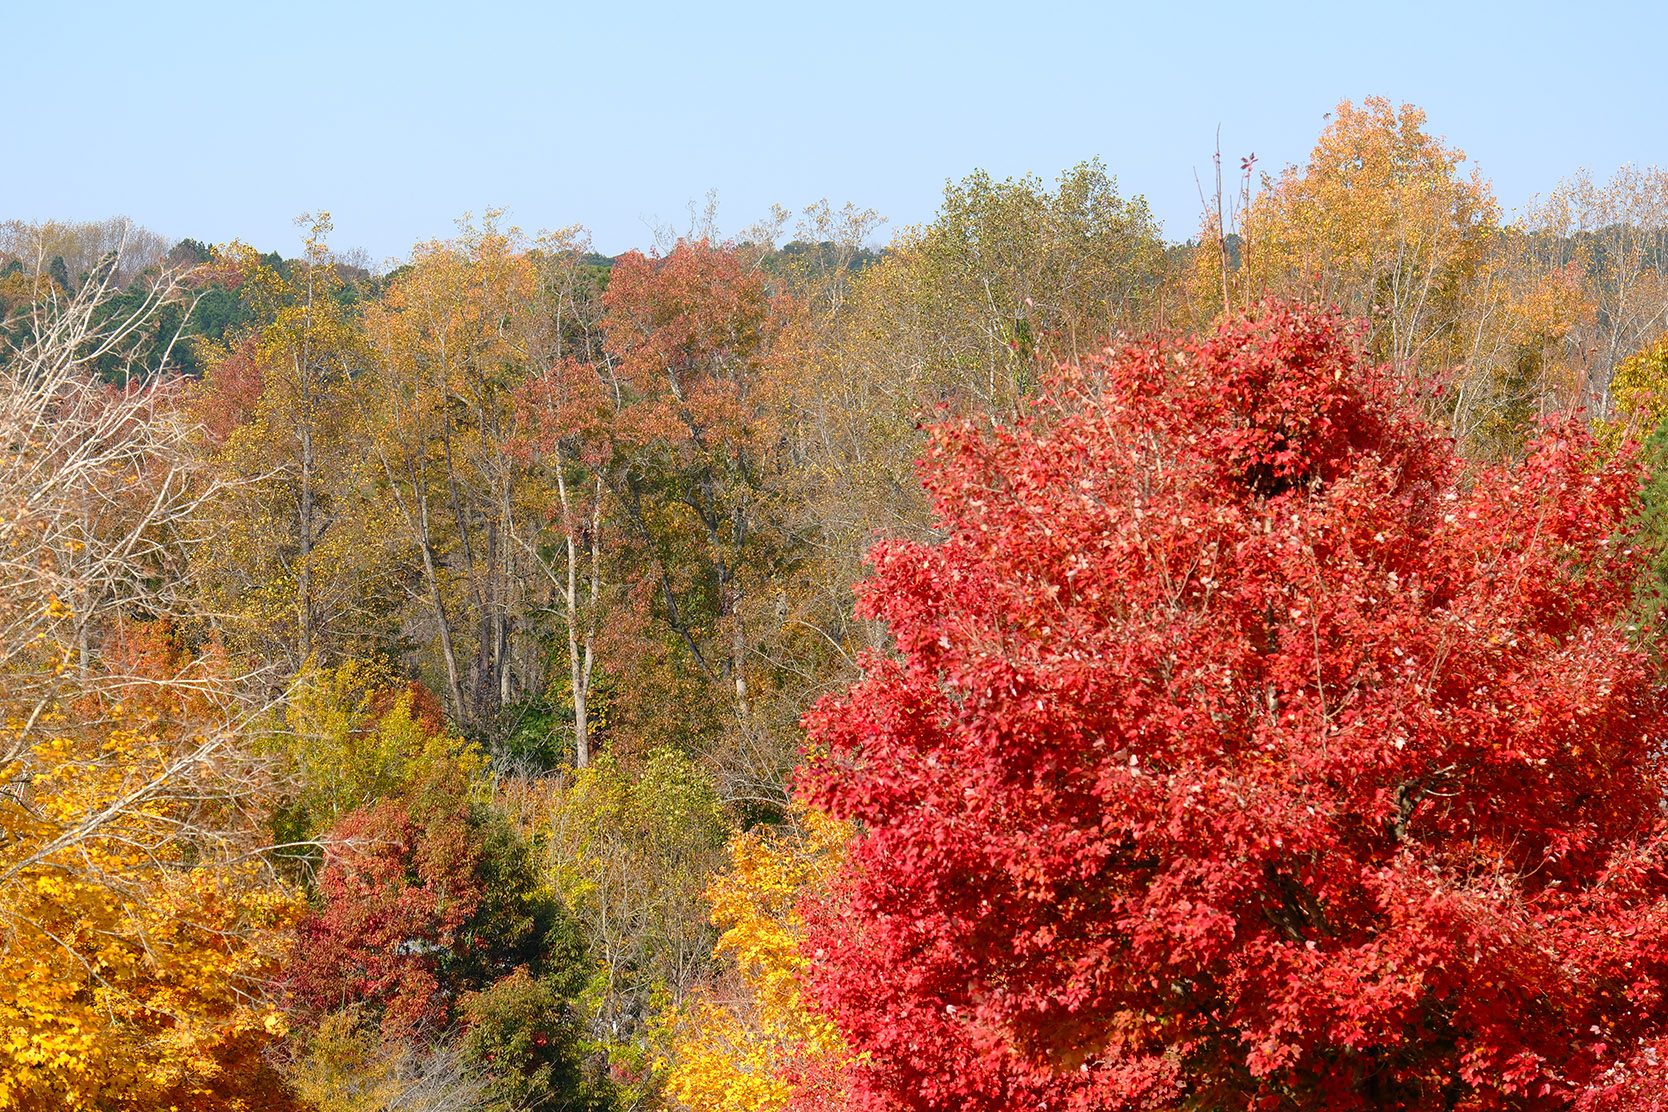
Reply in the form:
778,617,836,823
0,630,300,1112
272,656,482,840
1234,98,1498,376
1394,162,1668,453
666,804,849,1112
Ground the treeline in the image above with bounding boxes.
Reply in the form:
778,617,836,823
3,98,1668,1112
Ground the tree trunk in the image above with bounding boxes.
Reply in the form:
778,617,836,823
417,482,468,726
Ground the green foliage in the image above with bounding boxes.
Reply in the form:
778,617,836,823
493,662,621,776
460,807,590,997
463,969,615,1112
494,748,731,1105
1629,416,1668,634
494,674,617,774
184,284,252,356
167,238,212,268
495,702,572,772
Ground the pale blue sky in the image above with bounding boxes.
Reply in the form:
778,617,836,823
7,1,1665,262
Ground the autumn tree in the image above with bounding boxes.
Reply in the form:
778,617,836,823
666,803,850,1112
193,216,403,671
804,164,1167,532
290,760,588,1042
599,239,792,742
361,217,563,732
1528,164,1668,409
269,656,467,847
849,162,1165,415
0,217,172,291
0,624,301,1112
1232,100,1497,378
1447,242,1595,454
781,169,1169,683
800,304,1668,1112
462,968,614,1112
507,230,622,769
0,238,301,1110
1603,332,1668,443
284,1007,484,1112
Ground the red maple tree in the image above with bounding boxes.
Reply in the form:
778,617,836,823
798,305,1668,1111
289,762,579,1042
289,766,484,1039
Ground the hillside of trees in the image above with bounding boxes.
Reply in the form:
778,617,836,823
5,98,1668,1112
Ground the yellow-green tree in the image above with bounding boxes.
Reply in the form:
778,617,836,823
194,216,405,671
767,172,1169,780
493,750,731,1105
271,656,484,842
1448,247,1595,453
846,161,1165,417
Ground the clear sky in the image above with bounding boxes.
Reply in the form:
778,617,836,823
8,0,1666,264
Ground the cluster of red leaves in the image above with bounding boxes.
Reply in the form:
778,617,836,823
190,336,264,446
799,305,1668,1112
1574,1035,1668,1111
601,240,782,449
289,767,484,1041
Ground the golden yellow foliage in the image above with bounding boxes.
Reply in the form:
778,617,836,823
1226,98,1497,376
0,225,302,1111
0,710,301,1111
665,804,849,1112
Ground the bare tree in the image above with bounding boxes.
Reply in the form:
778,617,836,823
0,216,172,289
